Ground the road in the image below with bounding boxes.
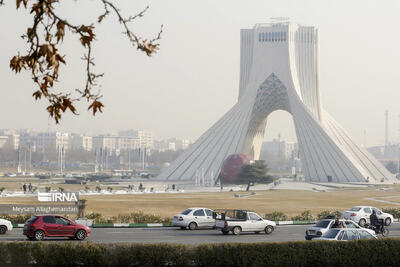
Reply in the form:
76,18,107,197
1,223,400,244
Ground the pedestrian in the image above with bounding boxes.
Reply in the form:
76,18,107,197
332,218,344,228
28,183,32,192
23,184,27,194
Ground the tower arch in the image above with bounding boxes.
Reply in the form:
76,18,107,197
158,22,396,184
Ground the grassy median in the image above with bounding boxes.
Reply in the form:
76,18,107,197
1,186,400,218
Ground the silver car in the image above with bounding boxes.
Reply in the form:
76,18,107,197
342,206,394,226
305,219,375,240
314,228,377,241
172,207,215,230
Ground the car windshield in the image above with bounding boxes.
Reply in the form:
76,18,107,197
322,229,340,238
349,207,361,211
315,220,331,228
181,209,192,215
26,216,38,223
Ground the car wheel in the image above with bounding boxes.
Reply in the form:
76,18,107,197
222,230,229,235
180,227,186,230
359,218,366,227
265,225,274,235
232,226,241,235
385,218,391,226
188,222,197,230
0,225,7,235
34,230,45,241
75,229,87,240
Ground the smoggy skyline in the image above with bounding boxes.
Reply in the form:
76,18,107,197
0,0,399,146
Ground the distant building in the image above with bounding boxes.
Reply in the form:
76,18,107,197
118,130,153,149
37,132,69,152
168,142,176,151
0,136,8,148
4,134,20,150
70,134,93,151
92,135,118,151
260,138,298,171
261,139,297,161
117,136,140,150
19,133,37,152
154,138,191,151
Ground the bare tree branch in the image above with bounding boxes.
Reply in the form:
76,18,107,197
4,0,162,123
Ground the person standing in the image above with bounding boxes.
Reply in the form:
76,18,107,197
28,183,32,193
22,184,27,194
332,218,344,228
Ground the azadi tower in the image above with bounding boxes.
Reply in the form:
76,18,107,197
158,22,396,183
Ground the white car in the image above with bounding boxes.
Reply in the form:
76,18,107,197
0,218,13,234
342,206,394,226
305,218,376,240
314,228,377,241
215,210,276,235
172,208,215,230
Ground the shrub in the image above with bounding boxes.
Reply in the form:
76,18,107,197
86,211,171,224
1,240,400,266
382,208,400,219
291,210,314,221
1,214,33,224
129,211,171,224
86,212,113,224
317,210,342,220
264,211,288,221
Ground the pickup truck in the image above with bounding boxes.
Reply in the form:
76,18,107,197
214,209,276,235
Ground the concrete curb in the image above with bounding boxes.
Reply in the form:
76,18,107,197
12,218,400,228
9,221,318,228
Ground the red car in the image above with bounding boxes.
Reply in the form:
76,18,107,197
23,215,91,241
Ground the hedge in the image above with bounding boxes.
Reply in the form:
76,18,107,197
1,239,400,266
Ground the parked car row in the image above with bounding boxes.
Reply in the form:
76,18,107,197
172,207,276,235
305,205,394,241
0,205,394,242
305,218,377,240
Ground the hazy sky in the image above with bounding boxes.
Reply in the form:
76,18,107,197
0,0,399,146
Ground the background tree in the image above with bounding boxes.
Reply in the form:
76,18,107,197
1,0,162,123
235,160,274,189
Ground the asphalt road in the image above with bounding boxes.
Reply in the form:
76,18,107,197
1,223,400,244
